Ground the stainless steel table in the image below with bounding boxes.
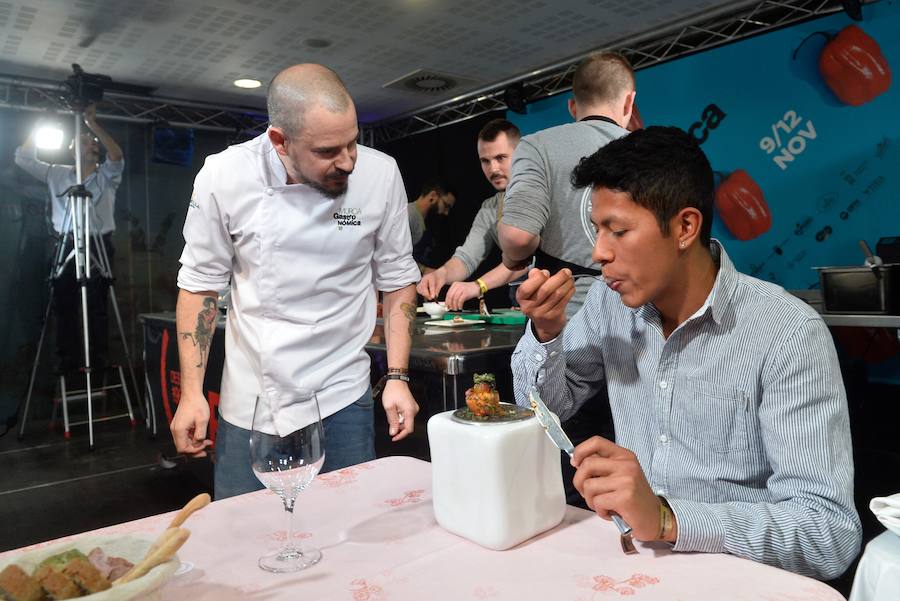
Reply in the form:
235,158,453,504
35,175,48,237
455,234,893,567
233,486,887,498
790,290,900,334
820,314,900,329
365,317,526,411
138,311,526,420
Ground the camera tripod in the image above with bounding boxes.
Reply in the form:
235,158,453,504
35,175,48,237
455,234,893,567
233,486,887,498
19,110,142,449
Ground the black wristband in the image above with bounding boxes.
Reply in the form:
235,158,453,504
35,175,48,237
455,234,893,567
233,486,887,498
385,373,410,383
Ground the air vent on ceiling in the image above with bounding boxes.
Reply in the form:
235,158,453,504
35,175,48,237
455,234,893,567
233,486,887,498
383,69,479,95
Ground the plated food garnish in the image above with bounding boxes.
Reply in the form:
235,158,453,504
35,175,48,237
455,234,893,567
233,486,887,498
465,373,501,417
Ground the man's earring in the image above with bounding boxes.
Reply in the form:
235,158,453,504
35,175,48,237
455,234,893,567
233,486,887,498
679,240,685,249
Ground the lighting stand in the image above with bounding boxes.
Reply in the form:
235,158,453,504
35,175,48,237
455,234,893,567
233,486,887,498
19,109,141,449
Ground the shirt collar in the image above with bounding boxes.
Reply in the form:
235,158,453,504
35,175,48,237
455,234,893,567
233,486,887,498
705,239,738,324
263,130,290,186
633,239,736,326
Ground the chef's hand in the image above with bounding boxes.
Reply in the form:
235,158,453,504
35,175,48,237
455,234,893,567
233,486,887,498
571,436,670,542
417,269,447,300
170,392,213,457
382,379,419,442
516,268,574,342
445,281,480,311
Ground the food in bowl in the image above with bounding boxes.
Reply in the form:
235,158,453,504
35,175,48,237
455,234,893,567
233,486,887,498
0,564,43,601
423,301,448,318
465,373,501,417
0,547,130,600
0,534,180,601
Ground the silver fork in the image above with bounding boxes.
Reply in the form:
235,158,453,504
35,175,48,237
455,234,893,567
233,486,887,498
612,514,638,555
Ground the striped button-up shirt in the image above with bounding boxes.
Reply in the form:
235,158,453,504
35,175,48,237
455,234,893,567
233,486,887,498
512,241,860,579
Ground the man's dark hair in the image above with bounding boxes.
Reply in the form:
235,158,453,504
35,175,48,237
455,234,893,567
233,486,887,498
477,119,521,143
419,176,454,199
572,52,635,107
571,126,714,246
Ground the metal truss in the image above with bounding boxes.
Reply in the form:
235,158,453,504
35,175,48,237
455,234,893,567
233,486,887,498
0,0,858,143
364,0,853,145
0,74,268,137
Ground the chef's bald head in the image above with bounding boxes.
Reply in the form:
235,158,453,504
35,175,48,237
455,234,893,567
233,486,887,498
267,64,353,136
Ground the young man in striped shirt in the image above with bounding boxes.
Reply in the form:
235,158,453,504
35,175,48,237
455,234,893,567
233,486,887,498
511,126,860,580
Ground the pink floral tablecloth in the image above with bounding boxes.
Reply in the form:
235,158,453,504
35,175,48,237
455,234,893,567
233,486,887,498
2,456,844,600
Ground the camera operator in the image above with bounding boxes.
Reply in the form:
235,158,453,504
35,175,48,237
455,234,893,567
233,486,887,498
15,103,124,372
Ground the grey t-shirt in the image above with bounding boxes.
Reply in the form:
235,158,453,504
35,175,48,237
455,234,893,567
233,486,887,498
407,202,426,246
452,191,503,277
502,119,627,315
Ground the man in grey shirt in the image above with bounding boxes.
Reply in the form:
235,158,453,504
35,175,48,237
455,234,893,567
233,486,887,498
499,52,635,317
500,53,637,504
513,126,860,580
418,119,527,309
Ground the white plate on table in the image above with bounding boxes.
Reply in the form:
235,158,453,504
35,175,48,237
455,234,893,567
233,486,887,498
424,319,486,327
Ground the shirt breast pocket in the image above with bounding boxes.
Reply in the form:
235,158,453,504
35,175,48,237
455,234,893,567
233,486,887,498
672,377,748,453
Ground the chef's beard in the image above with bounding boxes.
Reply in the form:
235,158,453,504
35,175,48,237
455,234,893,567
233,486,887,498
310,170,351,199
309,180,347,199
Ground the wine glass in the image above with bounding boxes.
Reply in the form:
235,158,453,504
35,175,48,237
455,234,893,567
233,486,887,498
250,389,325,572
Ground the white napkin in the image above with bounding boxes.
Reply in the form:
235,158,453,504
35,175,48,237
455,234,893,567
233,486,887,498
870,493,900,536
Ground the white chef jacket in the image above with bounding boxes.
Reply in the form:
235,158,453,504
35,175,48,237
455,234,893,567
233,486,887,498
177,132,419,433
14,145,123,235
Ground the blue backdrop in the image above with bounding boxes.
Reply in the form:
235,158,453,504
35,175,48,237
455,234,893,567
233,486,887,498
509,1,899,380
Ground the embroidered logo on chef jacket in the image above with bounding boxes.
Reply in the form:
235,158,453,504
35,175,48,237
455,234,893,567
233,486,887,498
189,199,200,210
333,207,362,230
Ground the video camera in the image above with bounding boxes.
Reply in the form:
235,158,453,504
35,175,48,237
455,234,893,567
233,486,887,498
61,64,111,110
59,64,155,111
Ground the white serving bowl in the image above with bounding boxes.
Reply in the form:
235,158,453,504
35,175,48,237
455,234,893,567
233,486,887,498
422,301,448,319
0,534,180,601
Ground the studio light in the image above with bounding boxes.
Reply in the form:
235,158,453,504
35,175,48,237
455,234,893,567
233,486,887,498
35,125,64,150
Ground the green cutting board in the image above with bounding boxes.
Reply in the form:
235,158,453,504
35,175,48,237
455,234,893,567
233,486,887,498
443,312,526,325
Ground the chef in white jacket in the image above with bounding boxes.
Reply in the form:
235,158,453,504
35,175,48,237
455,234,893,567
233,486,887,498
172,64,421,500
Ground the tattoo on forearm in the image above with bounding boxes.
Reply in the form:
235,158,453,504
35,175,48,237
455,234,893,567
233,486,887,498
400,302,417,336
180,296,217,368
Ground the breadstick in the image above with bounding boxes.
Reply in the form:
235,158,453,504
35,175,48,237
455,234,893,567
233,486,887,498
168,493,211,529
113,527,190,586
146,493,210,554
147,525,180,554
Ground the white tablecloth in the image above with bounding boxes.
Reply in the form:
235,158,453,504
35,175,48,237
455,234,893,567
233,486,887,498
2,456,845,600
850,531,900,601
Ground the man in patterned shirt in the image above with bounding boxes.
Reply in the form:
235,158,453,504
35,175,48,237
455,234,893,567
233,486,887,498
511,126,860,579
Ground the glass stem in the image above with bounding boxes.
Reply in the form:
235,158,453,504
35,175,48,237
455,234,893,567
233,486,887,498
283,495,297,552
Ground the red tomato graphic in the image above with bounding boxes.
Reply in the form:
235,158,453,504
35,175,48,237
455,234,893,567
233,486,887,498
820,25,891,106
715,170,772,241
